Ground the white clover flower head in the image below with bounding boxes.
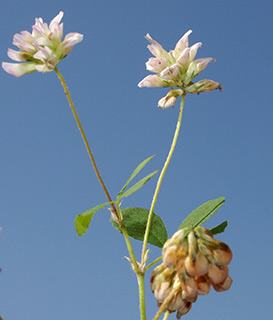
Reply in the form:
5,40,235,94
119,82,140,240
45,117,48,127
138,30,222,101
2,11,83,77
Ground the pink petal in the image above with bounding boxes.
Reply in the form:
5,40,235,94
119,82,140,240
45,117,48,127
7,48,30,61
49,22,63,42
146,57,169,73
2,62,36,77
32,17,49,37
33,46,52,60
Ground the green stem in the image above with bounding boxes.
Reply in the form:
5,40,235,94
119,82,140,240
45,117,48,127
137,274,146,320
54,67,117,216
162,311,170,320
141,95,186,264
115,203,139,273
145,256,162,272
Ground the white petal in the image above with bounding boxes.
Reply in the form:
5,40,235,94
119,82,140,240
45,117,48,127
33,46,53,61
7,48,30,61
145,33,167,58
35,64,54,73
63,32,83,47
160,64,179,80
188,42,202,62
33,17,49,37
2,62,36,77
49,11,64,29
175,30,192,52
145,57,169,73
138,74,167,88
177,48,190,67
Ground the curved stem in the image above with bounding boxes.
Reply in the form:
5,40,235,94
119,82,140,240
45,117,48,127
141,95,186,264
54,67,117,216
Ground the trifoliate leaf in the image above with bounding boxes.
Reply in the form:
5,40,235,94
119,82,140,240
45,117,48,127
178,197,225,230
112,207,168,248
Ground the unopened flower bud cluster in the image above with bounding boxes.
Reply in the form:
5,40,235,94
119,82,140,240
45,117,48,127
150,226,232,318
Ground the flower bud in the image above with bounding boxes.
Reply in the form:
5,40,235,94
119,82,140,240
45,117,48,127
181,278,198,302
212,275,232,292
180,271,198,302
188,230,198,260
208,263,229,284
196,276,210,295
158,89,183,110
163,245,178,268
150,264,176,302
162,229,188,268
176,301,192,319
184,252,208,277
168,290,185,312
212,248,233,265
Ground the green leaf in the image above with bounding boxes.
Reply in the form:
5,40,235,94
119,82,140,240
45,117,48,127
117,155,155,198
210,220,229,235
178,197,226,230
112,207,168,248
118,170,158,200
75,202,114,236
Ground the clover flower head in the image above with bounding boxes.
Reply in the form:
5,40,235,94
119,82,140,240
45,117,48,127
151,226,233,318
138,30,222,107
2,11,83,77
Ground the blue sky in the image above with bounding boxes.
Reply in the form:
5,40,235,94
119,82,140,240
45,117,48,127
1,0,272,319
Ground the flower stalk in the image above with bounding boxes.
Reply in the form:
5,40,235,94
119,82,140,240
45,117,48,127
141,94,186,265
54,67,118,216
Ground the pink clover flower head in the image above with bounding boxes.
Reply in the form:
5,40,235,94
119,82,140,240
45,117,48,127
138,30,222,100
2,11,83,77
